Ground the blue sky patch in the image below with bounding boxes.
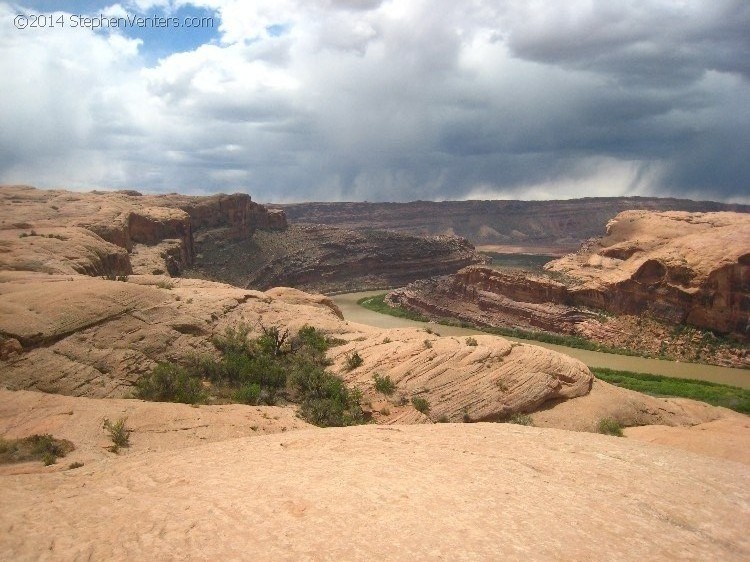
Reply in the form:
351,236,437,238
19,1,220,61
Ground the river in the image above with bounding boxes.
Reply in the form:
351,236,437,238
332,290,750,389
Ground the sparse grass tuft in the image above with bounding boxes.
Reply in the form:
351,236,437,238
103,417,130,453
156,280,174,290
465,337,478,346
597,417,624,437
68,461,84,470
423,339,433,349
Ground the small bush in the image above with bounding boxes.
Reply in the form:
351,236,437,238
136,362,206,404
293,367,364,427
233,383,261,405
379,407,391,416
345,351,363,370
0,434,74,465
465,337,478,346
412,396,430,415
68,461,84,470
296,325,329,353
382,337,392,344
212,323,252,355
423,339,433,349
507,413,534,426
597,418,624,437
373,373,396,396
103,417,130,453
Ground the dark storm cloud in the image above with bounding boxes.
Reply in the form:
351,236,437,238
0,0,748,202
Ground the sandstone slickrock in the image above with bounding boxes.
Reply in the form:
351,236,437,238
0,389,311,474
0,271,595,422
548,210,750,337
277,197,750,252
388,211,750,366
0,185,286,277
1,185,485,293
1,422,748,561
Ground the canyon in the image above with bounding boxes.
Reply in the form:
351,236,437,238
277,197,750,253
0,185,483,293
1,185,748,560
388,210,750,367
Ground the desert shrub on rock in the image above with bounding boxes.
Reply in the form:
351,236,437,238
597,418,624,437
412,396,430,415
136,362,206,404
373,373,396,395
137,324,364,428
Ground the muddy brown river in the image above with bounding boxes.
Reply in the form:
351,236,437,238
332,291,750,389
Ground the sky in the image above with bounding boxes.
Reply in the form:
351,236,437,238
0,0,748,203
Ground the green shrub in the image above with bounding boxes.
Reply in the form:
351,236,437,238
373,373,396,396
136,362,206,404
0,434,74,465
212,323,252,355
292,366,364,427
296,325,329,353
597,418,623,437
257,325,290,356
412,396,430,415
507,413,534,426
233,383,261,405
103,417,130,452
345,351,364,370
465,337,478,346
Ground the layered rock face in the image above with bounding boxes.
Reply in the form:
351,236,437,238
0,185,286,277
0,270,593,424
549,211,750,337
278,197,749,252
185,223,486,293
388,211,750,366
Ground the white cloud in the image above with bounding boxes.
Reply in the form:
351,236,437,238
0,0,748,202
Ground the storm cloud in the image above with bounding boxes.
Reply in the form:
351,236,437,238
1,0,748,202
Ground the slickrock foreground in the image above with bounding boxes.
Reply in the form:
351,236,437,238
1,423,748,561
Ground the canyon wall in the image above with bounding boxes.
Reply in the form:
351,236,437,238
185,223,487,294
388,211,750,366
277,197,750,252
0,186,286,277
